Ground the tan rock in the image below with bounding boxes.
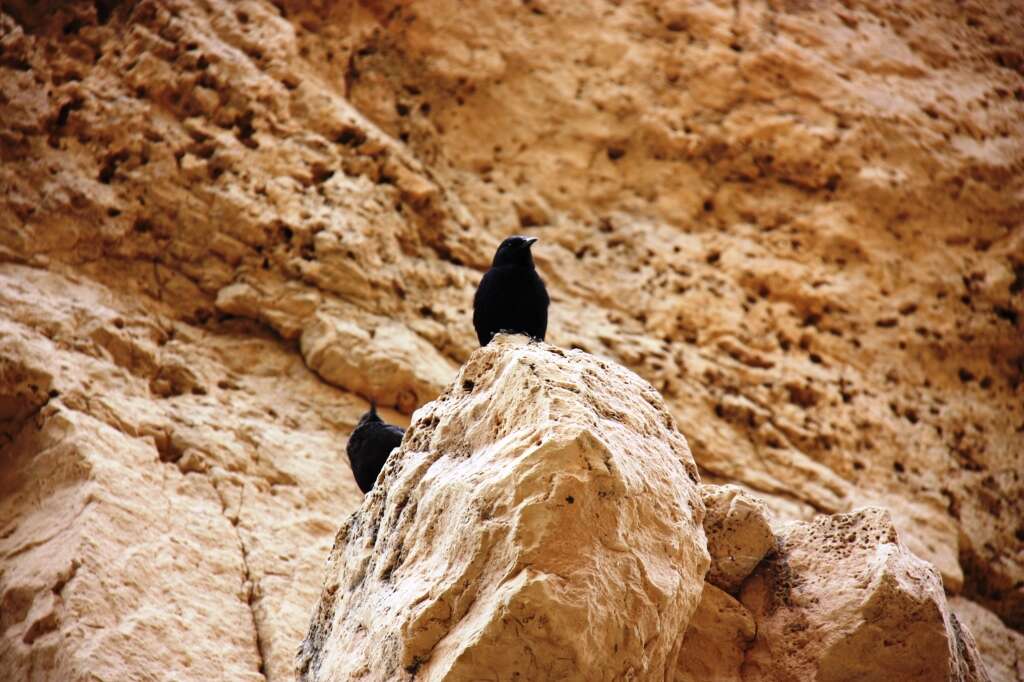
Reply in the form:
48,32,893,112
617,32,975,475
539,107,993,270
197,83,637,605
1,0,1023,679
859,490,964,593
950,597,1024,682
298,335,709,681
215,274,322,341
741,507,991,682
0,266,361,681
675,582,756,682
701,484,775,593
0,408,265,681
299,309,457,413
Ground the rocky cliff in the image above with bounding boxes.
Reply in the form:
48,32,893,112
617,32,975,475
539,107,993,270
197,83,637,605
1,0,1022,680
300,335,990,681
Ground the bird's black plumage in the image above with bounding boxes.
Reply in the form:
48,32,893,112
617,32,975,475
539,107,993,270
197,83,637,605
472,236,549,346
346,403,404,494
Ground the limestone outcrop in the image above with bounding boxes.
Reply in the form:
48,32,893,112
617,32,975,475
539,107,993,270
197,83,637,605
740,508,990,682
952,597,1024,682
675,497,993,682
297,335,709,681
1,0,1022,679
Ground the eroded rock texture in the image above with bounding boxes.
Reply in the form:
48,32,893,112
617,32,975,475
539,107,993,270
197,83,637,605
701,483,774,594
676,582,756,682
741,508,990,682
298,335,709,681
1,0,1022,679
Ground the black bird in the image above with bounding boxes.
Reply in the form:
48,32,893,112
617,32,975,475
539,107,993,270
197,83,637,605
346,403,404,494
473,235,549,346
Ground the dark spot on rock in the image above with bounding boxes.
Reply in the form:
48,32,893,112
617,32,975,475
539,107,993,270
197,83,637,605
898,302,918,316
994,305,1018,326
95,0,117,24
312,166,335,184
335,127,367,147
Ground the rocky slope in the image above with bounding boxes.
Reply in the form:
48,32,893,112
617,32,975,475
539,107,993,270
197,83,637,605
300,336,710,681
302,336,989,681
1,0,1022,679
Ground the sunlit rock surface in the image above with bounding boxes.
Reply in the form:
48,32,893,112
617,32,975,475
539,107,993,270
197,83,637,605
298,335,708,681
740,508,991,682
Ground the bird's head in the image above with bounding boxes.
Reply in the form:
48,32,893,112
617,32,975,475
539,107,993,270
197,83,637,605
491,235,539,267
357,401,382,426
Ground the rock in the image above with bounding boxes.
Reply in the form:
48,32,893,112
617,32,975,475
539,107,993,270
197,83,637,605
215,274,321,341
0,407,266,681
299,309,457,414
297,335,709,681
1,0,1022,679
858,491,965,593
701,484,775,593
675,582,756,682
0,266,361,681
950,597,1024,682
740,507,991,682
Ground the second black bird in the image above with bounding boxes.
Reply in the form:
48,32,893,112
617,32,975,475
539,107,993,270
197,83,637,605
346,403,404,494
473,235,549,346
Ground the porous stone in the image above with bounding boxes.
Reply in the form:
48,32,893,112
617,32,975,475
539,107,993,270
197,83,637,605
297,335,709,681
740,507,991,682
701,483,775,593
1,0,1022,678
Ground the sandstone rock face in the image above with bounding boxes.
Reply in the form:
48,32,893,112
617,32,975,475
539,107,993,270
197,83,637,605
701,484,774,594
298,335,709,681
1,0,1022,679
741,508,990,682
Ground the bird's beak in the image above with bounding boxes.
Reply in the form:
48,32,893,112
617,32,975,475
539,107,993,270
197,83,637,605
524,237,539,247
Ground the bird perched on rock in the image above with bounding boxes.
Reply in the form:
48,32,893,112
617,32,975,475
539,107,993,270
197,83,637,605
473,235,549,346
346,403,404,494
